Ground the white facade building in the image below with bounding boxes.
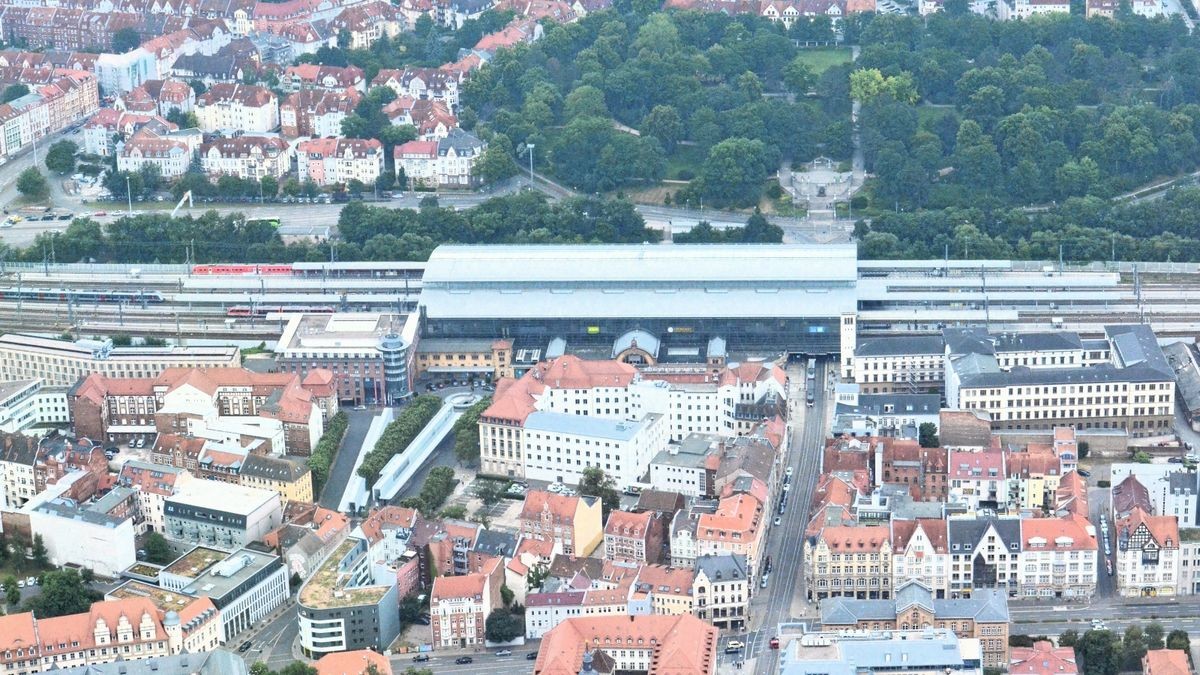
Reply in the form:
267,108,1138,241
0,379,68,434
1111,463,1199,529
523,412,667,489
28,497,137,578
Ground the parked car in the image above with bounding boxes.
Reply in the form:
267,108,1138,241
773,516,781,526
770,637,781,649
238,642,252,653
412,655,430,662
455,657,473,664
526,652,539,660
786,466,794,477
1170,456,1184,463
1077,469,1090,478
496,650,512,657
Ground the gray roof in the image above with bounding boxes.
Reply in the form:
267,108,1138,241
48,650,248,675
781,628,971,675
612,329,660,359
240,454,310,483
958,362,1170,388
524,411,655,441
418,244,858,321
707,337,727,358
1106,324,1173,377
696,553,748,582
0,432,39,466
90,486,136,514
1165,342,1200,414
822,580,1009,626
947,517,1021,554
35,498,127,527
437,128,484,156
855,335,944,358
415,337,497,353
837,394,941,417
474,530,517,558
1169,471,1198,496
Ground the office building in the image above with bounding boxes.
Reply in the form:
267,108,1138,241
276,313,419,405
0,378,69,433
778,628,982,675
297,535,401,657
533,614,717,675
161,546,288,640
0,334,239,388
523,412,667,489
164,482,283,551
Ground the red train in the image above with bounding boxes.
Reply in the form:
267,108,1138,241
227,305,336,317
193,264,295,276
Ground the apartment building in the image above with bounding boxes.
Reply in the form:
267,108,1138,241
279,87,360,137
0,378,68,434
0,71,99,160
430,558,503,649
116,460,193,534
534,615,717,675
519,490,604,557
848,335,945,393
295,137,384,186
195,83,279,133
1016,515,1098,599
0,334,239,388
0,432,38,508
1116,506,1180,598
946,325,1175,438
693,553,750,630
947,517,1022,598
948,450,1006,510
117,126,201,177
998,0,1070,19
820,581,1010,668
804,525,894,601
200,135,291,179
371,66,461,110
1111,464,1199,528
239,454,313,504
603,509,659,564
891,518,950,598
28,496,138,578
280,64,365,92
393,128,486,188
523,412,667,489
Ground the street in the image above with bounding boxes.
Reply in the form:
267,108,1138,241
715,357,831,674
318,407,380,510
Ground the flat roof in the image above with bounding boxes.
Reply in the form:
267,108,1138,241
0,334,236,358
33,498,126,527
277,313,417,356
423,244,858,284
178,548,282,600
108,580,196,612
167,481,277,515
298,538,389,610
525,411,656,441
163,546,227,578
0,378,38,402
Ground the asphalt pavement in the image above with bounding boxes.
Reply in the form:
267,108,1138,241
318,407,379,511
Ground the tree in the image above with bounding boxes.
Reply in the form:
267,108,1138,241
1076,629,1120,675
144,532,174,564
1145,623,1165,650
45,140,78,174
1,84,29,104
17,168,48,201
4,575,19,606
399,594,424,625
1166,630,1190,651
783,57,816,95
31,534,47,567
277,664,318,675
1078,441,1090,460
111,27,142,53
165,109,200,129
579,466,621,515
80,567,94,583
452,398,489,466
473,480,504,506
527,562,549,591
476,144,518,185
564,85,608,120
919,423,939,448
24,569,98,618
640,105,683,153
500,584,515,607
250,664,271,675
485,607,524,643
740,209,783,243
1060,630,1080,648
439,504,468,519
260,175,279,200
290,572,302,588
699,138,769,208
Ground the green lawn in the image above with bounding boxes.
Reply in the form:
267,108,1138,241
665,144,707,181
793,47,853,74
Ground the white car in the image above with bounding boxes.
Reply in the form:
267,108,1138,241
786,467,794,477
783,483,791,491
548,482,564,493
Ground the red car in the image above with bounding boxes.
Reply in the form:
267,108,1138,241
92,211,107,217
770,637,780,650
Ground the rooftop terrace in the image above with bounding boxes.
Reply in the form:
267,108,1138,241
163,546,226,578
298,538,389,610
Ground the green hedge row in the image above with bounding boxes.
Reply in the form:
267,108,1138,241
308,411,348,497
357,395,442,485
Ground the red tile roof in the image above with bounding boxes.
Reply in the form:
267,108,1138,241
605,510,651,538
431,571,486,602
535,614,716,675
816,525,891,553
316,649,393,675
1010,641,1078,675
1143,650,1191,675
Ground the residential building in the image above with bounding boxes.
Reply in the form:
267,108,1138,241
945,325,1175,438
0,598,183,674
195,83,279,132
693,553,750,630
1111,463,1199,528
520,490,604,557
276,312,419,406
879,439,948,502
833,389,941,438
280,64,365,92
847,335,945,392
947,517,1022,598
295,137,384,186
804,525,893,601
83,109,177,157
116,460,193,534
279,87,359,137
1143,650,1191,675
199,135,290,180
430,558,503,649
997,0,1071,19
0,432,38,508
603,509,659,564
383,97,457,139
778,628,982,675
116,126,202,178
1016,515,1098,599
697,493,766,577
0,378,69,435
393,128,486,188
533,615,717,675
262,502,350,579
891,518,950,598
371,67,461,110
820,580,1010,668
1116,506,1180,598
329,1,404,48
949,450,1006,510
298,535,401,657
239,454,313,504
164,481,283,550
0,335,239,388
47,650,248,675
1010,641,1077,675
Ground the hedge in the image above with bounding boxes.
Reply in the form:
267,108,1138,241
357,395,442,485
308,411,348,497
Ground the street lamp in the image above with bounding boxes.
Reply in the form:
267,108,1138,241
126,175,133,217
526,143,535,183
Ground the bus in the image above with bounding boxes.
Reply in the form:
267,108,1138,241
246,217,281,229
806,358,816,379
